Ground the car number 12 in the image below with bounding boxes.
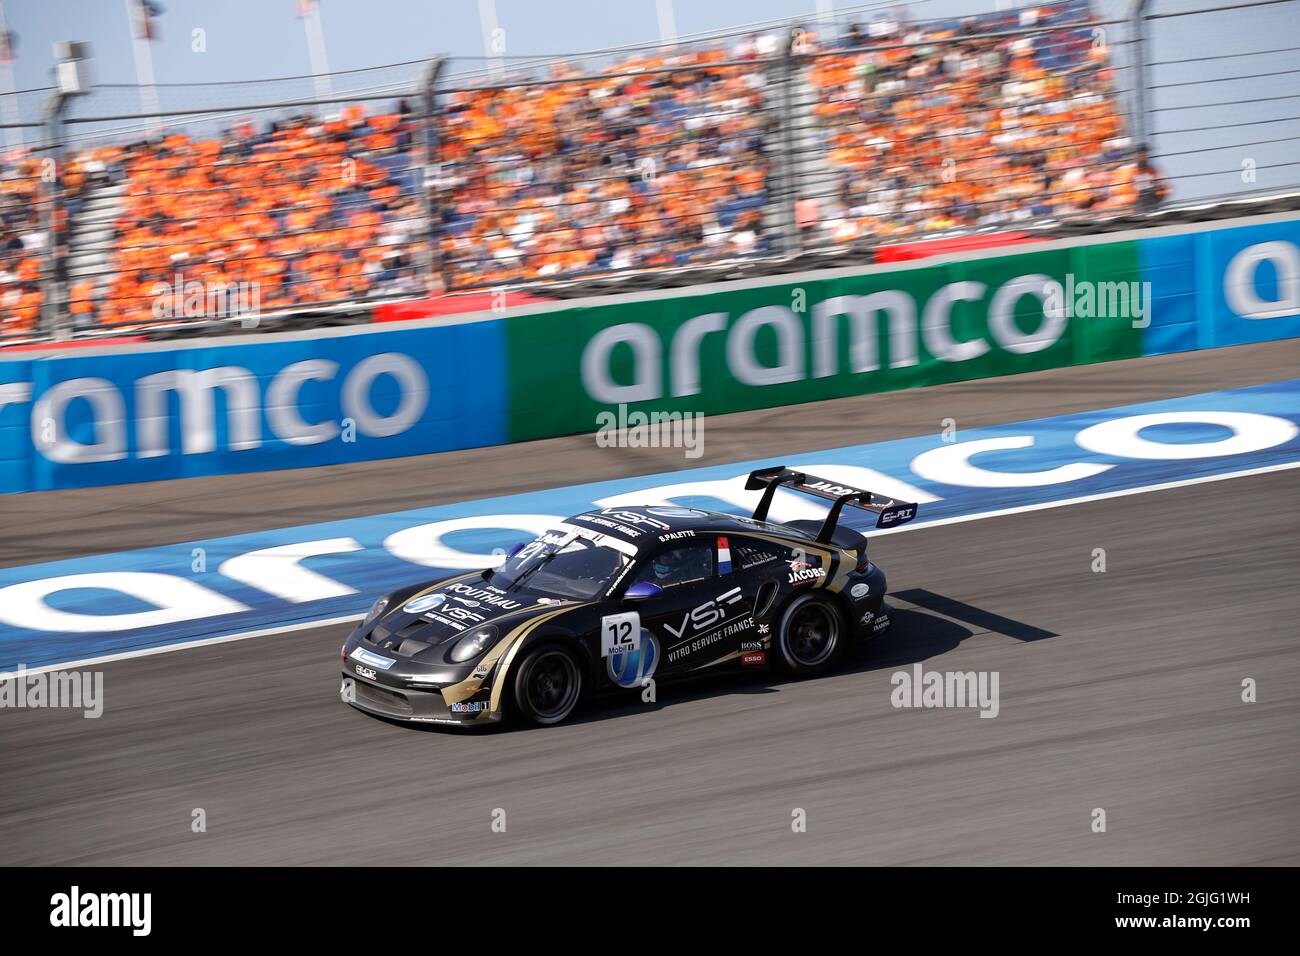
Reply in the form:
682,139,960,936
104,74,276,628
601,611,641,658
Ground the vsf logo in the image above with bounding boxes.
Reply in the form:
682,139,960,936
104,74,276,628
580,274,1072,404
663,586,745,640
0,352,428,463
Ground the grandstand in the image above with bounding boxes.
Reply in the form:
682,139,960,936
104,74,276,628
1,0,1296,340
438,49,773,288
0,151,44,332
801,0,1132,244
94,108,425,327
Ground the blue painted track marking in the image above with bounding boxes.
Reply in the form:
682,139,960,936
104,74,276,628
1,380,1298,671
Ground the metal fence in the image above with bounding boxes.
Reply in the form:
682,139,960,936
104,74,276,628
1,0,1297,344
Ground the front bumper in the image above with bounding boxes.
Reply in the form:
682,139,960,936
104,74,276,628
341,671,501,727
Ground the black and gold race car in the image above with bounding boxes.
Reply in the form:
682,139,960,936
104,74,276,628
340,466,917,727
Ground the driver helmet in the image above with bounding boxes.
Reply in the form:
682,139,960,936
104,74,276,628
653,550,681,581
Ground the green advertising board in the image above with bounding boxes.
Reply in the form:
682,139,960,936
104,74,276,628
505,240,1144,442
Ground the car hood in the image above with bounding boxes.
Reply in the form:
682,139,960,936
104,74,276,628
364,578,574,662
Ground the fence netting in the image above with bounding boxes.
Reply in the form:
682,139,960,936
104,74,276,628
1,0,1296,343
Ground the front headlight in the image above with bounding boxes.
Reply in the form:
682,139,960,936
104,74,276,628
363,596,389,626
450,626,498,663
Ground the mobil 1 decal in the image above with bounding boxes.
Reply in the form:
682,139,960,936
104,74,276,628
603,609,661,689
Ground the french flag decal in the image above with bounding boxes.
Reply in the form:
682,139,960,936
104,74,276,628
718,537,732,574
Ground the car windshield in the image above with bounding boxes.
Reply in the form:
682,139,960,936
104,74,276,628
487,525,635,600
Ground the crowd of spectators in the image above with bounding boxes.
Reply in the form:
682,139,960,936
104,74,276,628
2,106,426,335
0,150,50,335
437,46,773,288
800,1,1140,245
96,105,426,328
2,1,1162,337
0,145,119,334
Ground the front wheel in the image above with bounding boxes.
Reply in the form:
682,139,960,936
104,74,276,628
511,643,583,726
775,593,844,677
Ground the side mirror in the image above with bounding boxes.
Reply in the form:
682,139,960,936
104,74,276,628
624,580,663,601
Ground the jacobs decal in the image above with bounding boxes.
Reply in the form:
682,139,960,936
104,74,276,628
788,566,825,585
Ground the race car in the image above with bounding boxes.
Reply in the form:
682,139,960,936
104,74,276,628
340,466,917,727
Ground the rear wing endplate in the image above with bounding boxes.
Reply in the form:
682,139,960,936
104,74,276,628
744,466,918,542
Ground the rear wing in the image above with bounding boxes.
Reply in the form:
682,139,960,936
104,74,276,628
744,466,918,542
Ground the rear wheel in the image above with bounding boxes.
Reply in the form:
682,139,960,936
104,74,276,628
512,644,583,726
775,593,844,676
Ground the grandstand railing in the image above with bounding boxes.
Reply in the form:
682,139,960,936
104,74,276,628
2,0,1297,345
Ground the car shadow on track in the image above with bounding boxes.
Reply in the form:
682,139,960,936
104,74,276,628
367,588,1060,734
566,593,1056,725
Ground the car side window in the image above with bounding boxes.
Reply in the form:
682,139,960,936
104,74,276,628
633,544,713,590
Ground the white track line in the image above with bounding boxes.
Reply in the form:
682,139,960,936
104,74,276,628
7,458,1300,677
3,614,364,679
866,460,1300,536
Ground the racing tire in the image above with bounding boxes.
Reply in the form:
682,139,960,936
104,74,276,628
511,643,584,726
775,593,845,677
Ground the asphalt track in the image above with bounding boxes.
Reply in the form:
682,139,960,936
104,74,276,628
1,341,1298,865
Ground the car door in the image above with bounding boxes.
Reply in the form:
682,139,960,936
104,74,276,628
624,538,751,679
720,534,803,664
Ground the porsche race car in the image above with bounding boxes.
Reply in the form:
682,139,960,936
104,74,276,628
340,466,917,727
